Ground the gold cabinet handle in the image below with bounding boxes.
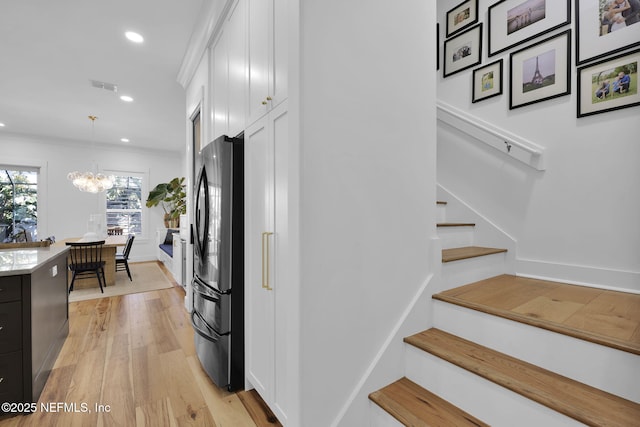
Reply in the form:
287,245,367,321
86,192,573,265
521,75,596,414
266,96,272,101
261,96,273,105
261,232,274,290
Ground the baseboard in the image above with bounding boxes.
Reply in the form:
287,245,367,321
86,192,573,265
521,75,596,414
516,258,640,294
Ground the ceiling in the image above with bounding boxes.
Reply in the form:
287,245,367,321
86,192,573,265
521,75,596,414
0,0,205,152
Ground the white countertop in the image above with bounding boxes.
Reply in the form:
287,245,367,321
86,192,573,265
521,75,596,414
0,246,69,276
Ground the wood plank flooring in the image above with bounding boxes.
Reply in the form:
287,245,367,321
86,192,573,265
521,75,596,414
433,274,640,354
0,278,259,427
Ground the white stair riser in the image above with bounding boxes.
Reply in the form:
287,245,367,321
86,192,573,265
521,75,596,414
436,204,447,223
437,227,475,249
433,301,640,402
439,253,510,292
404,346,585,427
368,401,404,427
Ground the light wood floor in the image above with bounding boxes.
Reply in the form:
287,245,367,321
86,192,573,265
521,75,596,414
434,274,640,354
0,284,259,427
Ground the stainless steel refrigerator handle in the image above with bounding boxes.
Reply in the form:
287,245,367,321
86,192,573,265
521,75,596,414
191,310,220,343
261,232,273,290
192,281,220,303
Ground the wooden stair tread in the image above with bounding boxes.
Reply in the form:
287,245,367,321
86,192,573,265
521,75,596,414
369,377,488,427
437,222,475,227
433,274,640,355
442,246,507,262
404,328,640,427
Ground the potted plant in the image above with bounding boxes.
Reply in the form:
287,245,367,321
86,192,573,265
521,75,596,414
146,177,186,228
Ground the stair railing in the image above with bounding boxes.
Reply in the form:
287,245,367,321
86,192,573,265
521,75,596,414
437,100,545,171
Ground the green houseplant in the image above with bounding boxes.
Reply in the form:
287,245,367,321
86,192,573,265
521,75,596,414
146,177,186,228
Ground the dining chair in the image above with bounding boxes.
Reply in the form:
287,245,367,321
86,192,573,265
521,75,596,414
65,240,107,293
107,227,123,236
116,234,135,281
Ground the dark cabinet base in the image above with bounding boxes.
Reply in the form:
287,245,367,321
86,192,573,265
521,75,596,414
0,248,69,416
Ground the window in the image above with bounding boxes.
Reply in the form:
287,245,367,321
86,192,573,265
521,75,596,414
0,168,38,242
106,174,143,235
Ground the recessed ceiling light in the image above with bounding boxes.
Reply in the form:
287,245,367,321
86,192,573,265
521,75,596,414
120,95,134,102
121,138,130,143
0,123,5,127
125,31,144,43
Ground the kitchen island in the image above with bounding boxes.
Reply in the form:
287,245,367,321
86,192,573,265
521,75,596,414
0,245,70,413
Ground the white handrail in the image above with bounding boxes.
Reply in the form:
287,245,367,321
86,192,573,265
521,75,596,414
437,100,546,170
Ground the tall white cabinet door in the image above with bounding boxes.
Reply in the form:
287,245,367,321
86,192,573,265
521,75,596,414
247,0,288,125
245,101,290,424
271,0,288,107
211,29,228,140
211,0,246,140
247,0,270,123
226,0,245,137
244,113,275,403
269,102,291,425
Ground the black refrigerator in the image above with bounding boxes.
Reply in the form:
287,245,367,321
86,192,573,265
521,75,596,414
192,133,244,391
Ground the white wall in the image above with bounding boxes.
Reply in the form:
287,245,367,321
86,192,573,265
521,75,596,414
298,1,437,426
0,133,185,261
436,0,640,291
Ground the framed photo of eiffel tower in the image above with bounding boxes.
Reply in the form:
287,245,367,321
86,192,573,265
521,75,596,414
509,29,571,109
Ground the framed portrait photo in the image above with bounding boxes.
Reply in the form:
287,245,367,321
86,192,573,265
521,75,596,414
576,0,640,65
577,48,640,117
446,0,479,37
437,23,441,70
488,0,571,57
509,29,571,109
472,59,504,103
443,23,483,78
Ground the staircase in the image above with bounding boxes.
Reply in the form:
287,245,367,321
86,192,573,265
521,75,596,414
368,200,640,426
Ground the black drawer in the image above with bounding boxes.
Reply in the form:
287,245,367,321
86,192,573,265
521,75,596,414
0,301,22,353
0,351,22,399
0,276,21,303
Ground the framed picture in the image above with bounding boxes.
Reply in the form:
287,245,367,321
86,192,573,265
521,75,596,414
437,23,440,70
472,59,504,103
443,23,483,78
577,48,640,117
446,0,479,37
576,0,640,65
488,0,571,57
509,29,571,109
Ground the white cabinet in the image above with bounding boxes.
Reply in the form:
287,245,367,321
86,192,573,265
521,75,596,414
172,234,184,287
245,100,291,423
212,0,245,140
247,0,288,125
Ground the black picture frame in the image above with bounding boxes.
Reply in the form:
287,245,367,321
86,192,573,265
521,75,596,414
488,0,571,57
437,23,440,70
472,59,504,103
576,0,640,65
446,0,479,37
443,23,483,78
577,47,640,118
509,29,571,109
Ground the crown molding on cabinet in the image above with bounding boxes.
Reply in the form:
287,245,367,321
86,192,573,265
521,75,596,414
177,0,237,88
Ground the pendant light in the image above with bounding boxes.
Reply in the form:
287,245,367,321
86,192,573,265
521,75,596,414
67,115,115,193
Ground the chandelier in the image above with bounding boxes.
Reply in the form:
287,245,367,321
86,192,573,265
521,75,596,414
67,116,115,193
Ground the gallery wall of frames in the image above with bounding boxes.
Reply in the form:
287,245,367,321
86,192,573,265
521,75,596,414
440,0,640,117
